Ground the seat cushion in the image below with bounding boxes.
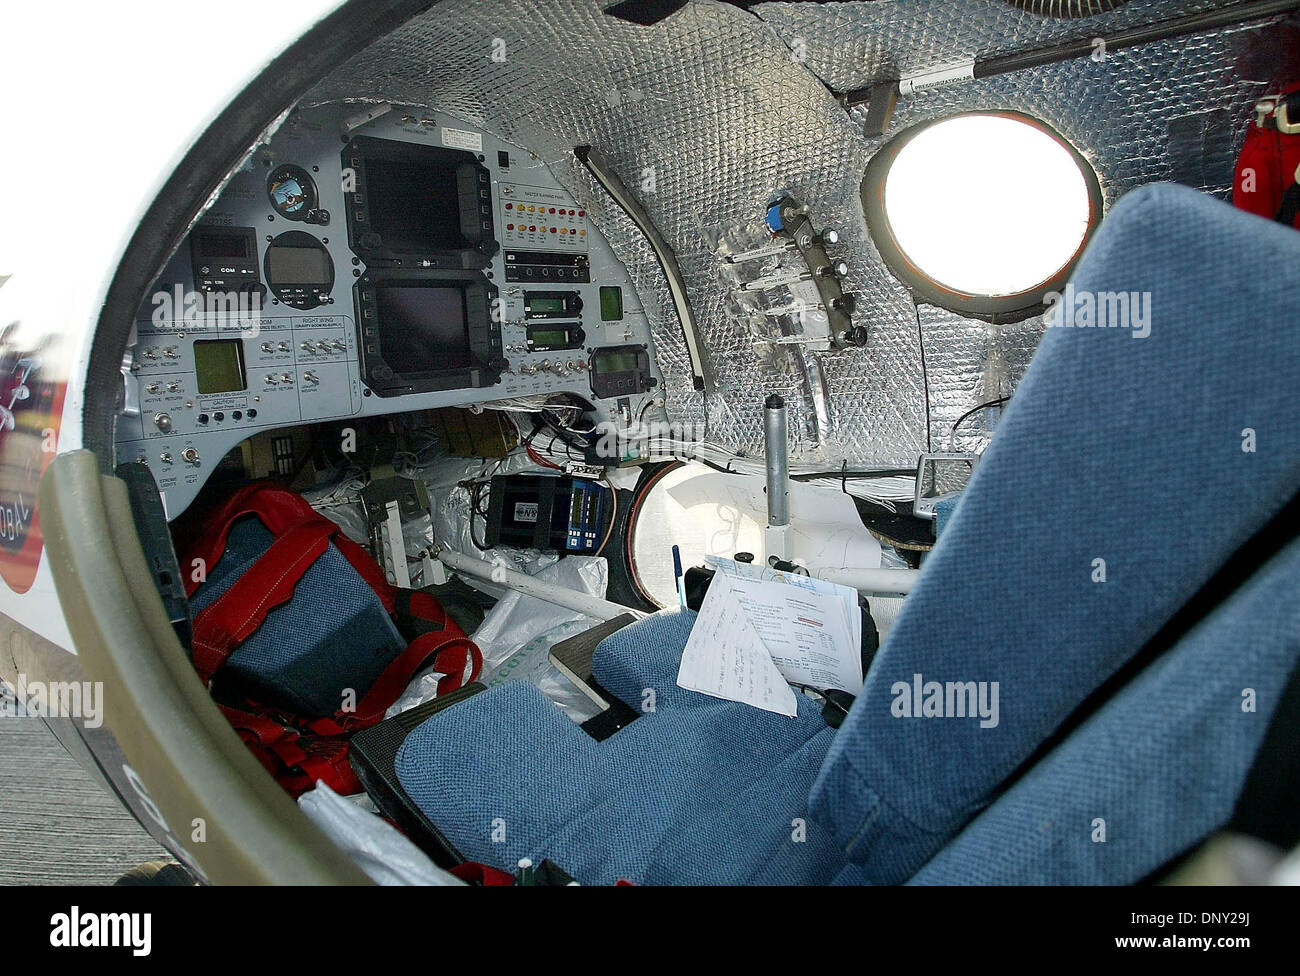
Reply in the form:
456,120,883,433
395,608,846,885
191,517,405,716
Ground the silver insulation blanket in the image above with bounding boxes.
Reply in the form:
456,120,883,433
306,0,1284,462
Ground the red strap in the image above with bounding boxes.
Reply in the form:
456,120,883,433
190,519,337,683
219,704,361,797
187,480,484,797
182,482,325,598
331,633,483,730
450,863,517,886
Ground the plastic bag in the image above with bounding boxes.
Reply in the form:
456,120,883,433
298,781,463,886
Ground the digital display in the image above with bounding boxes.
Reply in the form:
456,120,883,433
266,245,332,284
193,339,247,395
600,286,623,321
196,232,250,259
374,284,472,372
529,329,568,347
529,297,566,313
366,156,464,254
593,348,640,373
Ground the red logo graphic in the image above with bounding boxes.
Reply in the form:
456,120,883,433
0,324,67,593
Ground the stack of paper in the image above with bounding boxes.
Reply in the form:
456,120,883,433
676,562,862,717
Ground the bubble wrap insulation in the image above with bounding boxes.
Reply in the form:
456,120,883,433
305,0,1284,462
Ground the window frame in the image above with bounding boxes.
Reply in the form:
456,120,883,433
861,110,1105,322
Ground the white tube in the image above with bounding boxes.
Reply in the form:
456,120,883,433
816,566,921,596
434,547,640,621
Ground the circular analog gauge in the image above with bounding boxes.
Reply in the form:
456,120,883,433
266,164,318,221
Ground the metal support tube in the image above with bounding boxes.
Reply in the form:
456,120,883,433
817,566,921,596
435,546,639,621
764,394,793,563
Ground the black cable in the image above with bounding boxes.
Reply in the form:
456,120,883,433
467,481,490,551
915,302,932,452
791,468,916,481
949,396,1011,444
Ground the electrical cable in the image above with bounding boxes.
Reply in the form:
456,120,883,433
949,395,1011,448
594,477,619,556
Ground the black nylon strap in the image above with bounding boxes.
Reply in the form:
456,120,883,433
1228,655,1300,849
391,589,448,641
1276,181,1300,226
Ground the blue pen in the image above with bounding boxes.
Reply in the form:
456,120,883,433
672,545,686,608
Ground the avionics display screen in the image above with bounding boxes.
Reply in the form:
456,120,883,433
366,156,464,254
193,339,247,395
599,286,623,321
529,329,568,346
374,284,472,372
593,348,641,373
195,231,251,259
266,245,332,284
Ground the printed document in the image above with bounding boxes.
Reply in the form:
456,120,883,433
677,566,863,716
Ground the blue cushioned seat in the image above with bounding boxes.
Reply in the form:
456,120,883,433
394,184,1300,885
396,608,846,885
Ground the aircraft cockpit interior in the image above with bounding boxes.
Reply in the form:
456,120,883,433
4,0,1300,895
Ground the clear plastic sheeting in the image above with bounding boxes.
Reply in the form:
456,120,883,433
298,781,463,886
471,555,609,724
389,553,610,723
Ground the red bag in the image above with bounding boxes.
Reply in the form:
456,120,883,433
1233,83,1300,230
182,482,481,797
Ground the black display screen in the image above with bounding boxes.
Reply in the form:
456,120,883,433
366,156,464,254
374,284,472,372
196,232,251,258
266,245,332,284
593,348,641,373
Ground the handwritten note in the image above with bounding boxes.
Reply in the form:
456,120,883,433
676,568,863,716
676,573,799,717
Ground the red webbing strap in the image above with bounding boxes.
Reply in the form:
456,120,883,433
219,704,360,797
190,519,338,684
182,482,323,599
313,632,483,732
450,863,517,886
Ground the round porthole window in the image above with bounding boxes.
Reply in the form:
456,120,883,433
862,112,1103,321
626,461,771,608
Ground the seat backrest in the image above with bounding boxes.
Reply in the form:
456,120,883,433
809,183,1300,883
907,530,1300,885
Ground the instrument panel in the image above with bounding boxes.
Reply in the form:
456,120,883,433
116,106,661,517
